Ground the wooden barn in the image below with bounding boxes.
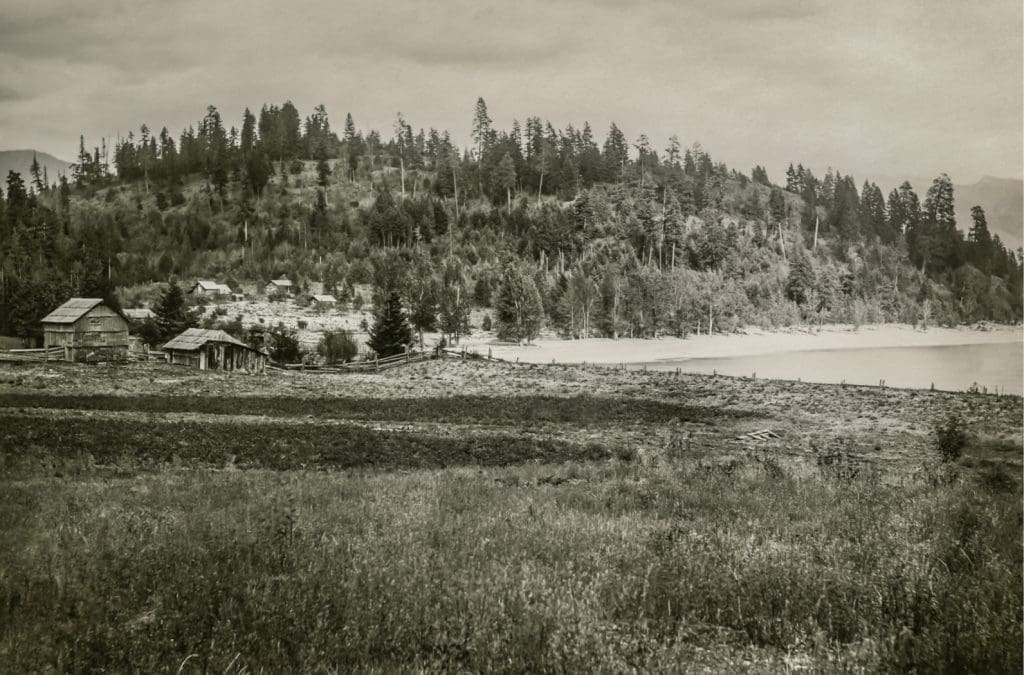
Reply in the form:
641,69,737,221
162,328,267,372
41,298,130,362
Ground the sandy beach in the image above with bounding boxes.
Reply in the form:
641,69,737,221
459,323,1024,364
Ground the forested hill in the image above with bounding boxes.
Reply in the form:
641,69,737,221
1,98,1021,340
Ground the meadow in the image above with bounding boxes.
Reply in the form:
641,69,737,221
0,358,1021,672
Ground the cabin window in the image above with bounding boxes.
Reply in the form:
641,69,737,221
90,318,101,325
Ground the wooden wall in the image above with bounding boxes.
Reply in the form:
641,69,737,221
43,305,129,361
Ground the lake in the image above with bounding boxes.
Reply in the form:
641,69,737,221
644,341,1023,395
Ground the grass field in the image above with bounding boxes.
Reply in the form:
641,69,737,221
1,359,1021,672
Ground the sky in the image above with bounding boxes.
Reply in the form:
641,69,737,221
0,0,1020,187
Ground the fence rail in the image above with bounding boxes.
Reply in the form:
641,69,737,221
270,350,433,373
0,347,64,362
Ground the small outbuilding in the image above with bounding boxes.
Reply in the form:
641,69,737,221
123,308,156,322
311,294,338,309
265,278,294,296
162,328,267,372
189,280,233,297
41,298,130,362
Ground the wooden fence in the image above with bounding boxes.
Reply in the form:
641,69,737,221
0,347,63,363
269,349,433,373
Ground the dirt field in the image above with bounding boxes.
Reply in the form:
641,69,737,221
0,357,1019,475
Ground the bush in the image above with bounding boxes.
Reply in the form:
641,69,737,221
935,414,967,463
267,322,302,364
318,329,359,365
482,314,492,332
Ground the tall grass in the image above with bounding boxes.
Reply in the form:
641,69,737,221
2,459,1019,672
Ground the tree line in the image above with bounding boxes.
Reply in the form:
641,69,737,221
1,97,1020,347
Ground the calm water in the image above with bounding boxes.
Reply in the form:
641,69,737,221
644,341,1023,395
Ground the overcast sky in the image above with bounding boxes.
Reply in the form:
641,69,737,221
1,0,1020,186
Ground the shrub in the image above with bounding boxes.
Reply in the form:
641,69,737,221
482,314,492,332
267,322,302,364
318,329,359,365
978,464,1017,493
935,414,967,463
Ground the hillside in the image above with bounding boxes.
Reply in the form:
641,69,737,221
0,149,72,185
1,100,1022,347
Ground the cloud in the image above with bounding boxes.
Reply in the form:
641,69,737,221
0,0,1018,183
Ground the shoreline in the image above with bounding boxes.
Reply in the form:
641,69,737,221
459,323,1023,365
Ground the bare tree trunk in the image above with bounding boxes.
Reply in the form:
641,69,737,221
453,168,460,221
813,214,819,250
538,172,544,203
507,186,511,214
399,157,406,197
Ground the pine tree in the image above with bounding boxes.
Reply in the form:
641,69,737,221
367,291,414,357
155,280,196,343
315,143,332,188
29,153,43,193
240,108,256,158
919,174,959,274
786,253,815,305
602,123,628,183
496,264,544,344
968,205,993,273
491,152,516,212
471,97,493,159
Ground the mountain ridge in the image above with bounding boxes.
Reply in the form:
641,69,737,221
0,149,73,187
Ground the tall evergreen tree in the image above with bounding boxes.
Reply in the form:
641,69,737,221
496,263,544,343
154,280,196,343
367,290,414,357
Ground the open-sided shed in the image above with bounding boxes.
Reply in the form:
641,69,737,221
41,298,130,362
162,328,267,372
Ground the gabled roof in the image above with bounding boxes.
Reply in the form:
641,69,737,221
267,278,293,287
162,328,264,354
192,280,233,293
312,294,337,303
41,298,127,324
123,308,156,320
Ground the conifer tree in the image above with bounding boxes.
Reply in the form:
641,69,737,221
29,153,43,193
155,280,196,343
492,152,516,213
496,264,544,344
367,290,413,357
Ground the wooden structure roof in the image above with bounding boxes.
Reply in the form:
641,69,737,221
163,328,263,353
41,298,127,324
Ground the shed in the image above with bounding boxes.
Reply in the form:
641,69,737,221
189,280,233,297
41,298,130,362
162,328,267,372
265,278,294,296
311,294,338,308
123,308,156,322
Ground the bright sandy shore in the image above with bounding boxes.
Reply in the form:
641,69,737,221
458,323,1024,365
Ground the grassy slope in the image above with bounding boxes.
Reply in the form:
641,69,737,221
0,359,1021,672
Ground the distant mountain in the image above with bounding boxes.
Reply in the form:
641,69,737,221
873,175,1022,251
953,176,1022,251
0,149,73,187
